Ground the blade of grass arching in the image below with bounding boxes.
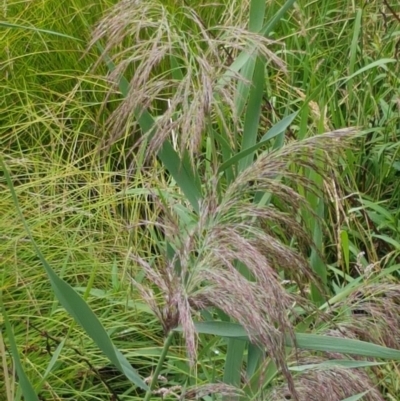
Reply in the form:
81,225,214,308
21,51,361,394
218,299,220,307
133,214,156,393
0,21,83,41
238,57,265,172
295,334,400,360
261,112,298,142
98,44,202,212
289,359,385,372
247,358,278,399
217,0,295,88
219,112,298,174
42,339,65,378
292,333,400,360
319,275,364,309
184,322,400,360
340,392,370,401
36,339,66,391
334,58,397,86
223,339,246,387
0,158,148,391
229,112,296,206
1,307,40,401
260,0,296,37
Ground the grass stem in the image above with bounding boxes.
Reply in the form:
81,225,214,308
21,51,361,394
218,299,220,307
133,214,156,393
143,331,174,401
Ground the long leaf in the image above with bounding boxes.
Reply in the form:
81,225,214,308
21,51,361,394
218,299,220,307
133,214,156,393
0,21,82,41
309,196,326,304
0,157,148,391
218,112,298,173
2,306,40,401
223,339,246,387
335,58,397,85
234,0,265,116
260,0,296,36
340,392,370,401
246,343,263,378
289,359,385,372
217,0,296,88
238,56,265,172
181,321,400,360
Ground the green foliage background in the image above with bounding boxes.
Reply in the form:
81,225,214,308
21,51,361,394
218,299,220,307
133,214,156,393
1,0,400,400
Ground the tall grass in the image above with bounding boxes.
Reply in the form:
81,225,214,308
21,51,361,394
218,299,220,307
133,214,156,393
1,0,400,400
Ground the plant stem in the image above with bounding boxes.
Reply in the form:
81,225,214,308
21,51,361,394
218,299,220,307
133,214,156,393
143,331,174,401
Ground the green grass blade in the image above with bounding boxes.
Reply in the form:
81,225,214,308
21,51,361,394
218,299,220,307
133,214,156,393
0,21,82,41
246,343,263,378
2,307,40,401
341,230,350,274
289,359,385,372
42,339,65,379
348,8,363,84
218,112,297,174
294,333,400,360
309,196,326,304
260,112,298,142
336,58,397,85
234,0,265,116
35,339,66,393
185,321,400,360
235,57,256,118
260,0,296,36
340,391,370,401
176,321,244,337
0,158,148,391
223,339,246,387
212,126,235,181
249,0,266,31
159,145,202,213
238,57,264,172
170,55,185,81
217,0,295,88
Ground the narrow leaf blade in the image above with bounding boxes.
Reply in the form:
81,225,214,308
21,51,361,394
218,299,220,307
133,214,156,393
184,321,400,360
2,307,40,401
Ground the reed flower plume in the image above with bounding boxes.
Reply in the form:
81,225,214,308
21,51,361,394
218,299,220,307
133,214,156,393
330,283,400,350
129,129,355,400
89,0,286,157
275,282,400,400
267,353,384,401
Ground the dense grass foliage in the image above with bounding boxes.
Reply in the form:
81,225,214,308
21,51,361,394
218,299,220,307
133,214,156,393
1,1,400,400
